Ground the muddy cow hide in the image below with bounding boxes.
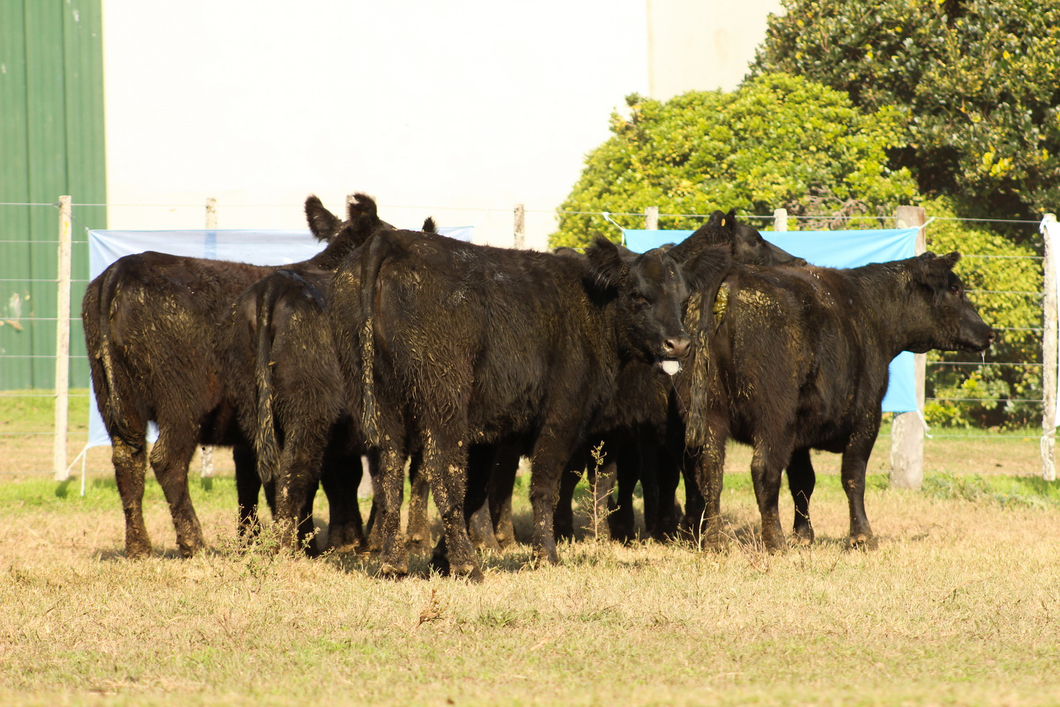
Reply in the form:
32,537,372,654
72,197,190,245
81,195,365,558
336,226,730,581
680,252,994,551
222,194,406,552
551,210,806,543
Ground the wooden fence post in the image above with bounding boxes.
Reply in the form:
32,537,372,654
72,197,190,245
53,196,72,481
1042,213,1057,481
890,206,928,489
514,203,525,249
773,208,788,232
645,206,659,230
200,197,218,478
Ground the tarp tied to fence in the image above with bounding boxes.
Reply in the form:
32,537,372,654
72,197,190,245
624,226,920,413
85,227,473,448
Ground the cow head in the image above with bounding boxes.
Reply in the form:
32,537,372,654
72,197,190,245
585,237,730,374
904,252,995,354
668,209,805,267
731,219,806,267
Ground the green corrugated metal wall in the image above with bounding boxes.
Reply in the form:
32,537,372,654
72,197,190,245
0,0,106,390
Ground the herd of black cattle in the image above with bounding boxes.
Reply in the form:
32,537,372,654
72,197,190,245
82,194,995,581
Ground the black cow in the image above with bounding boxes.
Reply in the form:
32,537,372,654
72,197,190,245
680,252,994,551
551,210,805,543
222,194,405,552
339,227,729,580
82,196,364,558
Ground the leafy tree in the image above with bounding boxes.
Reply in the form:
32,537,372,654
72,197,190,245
551,73,917,248
751,0,1060,222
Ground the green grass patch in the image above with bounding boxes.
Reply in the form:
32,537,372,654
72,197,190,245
0,388,93,429
922,472,1060,508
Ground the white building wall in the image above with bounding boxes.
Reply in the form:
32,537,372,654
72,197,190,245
101,1,778,248
647,0,783,98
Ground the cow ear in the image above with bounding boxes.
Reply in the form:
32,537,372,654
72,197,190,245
585,237,628,289
913,251,961,289
347,193,379,221
422,216,438,233
725,208,738,230
305,195,342,242
680,243,731,292
345,194,389,246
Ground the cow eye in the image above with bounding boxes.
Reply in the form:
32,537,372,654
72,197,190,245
631,292,649,305
949,284,961,295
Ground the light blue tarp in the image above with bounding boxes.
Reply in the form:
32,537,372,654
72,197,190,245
624,227,920,413
85,226,473,448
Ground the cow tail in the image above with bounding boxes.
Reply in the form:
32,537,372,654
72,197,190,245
95,265,136,443
358,234,389,448
684,284,725,449
253,285,281,483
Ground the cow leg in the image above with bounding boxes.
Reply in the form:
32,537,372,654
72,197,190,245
691,429,727,551
654,445,682,541
638,436,661,540
274,439,326,555
841,439,876,550
488,445,520,549
749,436,793,553
376,446,409,577
680,452,706,542
406,452,432,554
423,432,481,582
554,461,584,542
363,449,385,553
112,437,152,559
320,451,365,553
467,445,501,552
787,448,815,545
148,429,203,558
528,436,572,567
233,444,261,544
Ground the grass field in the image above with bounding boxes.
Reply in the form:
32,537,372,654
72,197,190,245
3,393,1060,705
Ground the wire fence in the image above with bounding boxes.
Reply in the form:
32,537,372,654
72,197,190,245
0,198,1055,481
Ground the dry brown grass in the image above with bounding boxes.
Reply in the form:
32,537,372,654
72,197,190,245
1,465,1059,706
3,394,1059,705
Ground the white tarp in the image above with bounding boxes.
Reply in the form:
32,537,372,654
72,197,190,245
85,226,473,448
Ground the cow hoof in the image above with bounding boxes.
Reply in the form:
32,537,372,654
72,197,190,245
377,562,409,579
177,541,204,559
125,542,152,560
532,548,561,568
699,533,726,553
450,563,484,583
845,534,877,551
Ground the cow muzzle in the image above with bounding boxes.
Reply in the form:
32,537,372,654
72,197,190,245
656,333,692,376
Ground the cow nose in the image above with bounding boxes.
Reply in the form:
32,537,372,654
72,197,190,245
663,334,691,358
